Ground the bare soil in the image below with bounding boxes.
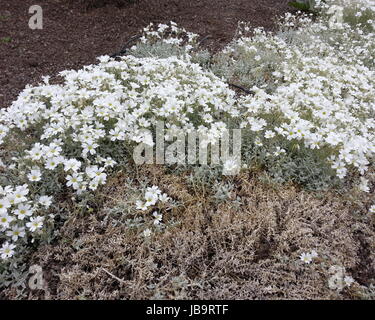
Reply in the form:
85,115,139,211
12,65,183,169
0,0,293,108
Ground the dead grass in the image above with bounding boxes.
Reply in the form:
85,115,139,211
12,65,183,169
4,165,374,300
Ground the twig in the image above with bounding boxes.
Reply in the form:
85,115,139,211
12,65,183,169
228,83,255,95
100,267,126,285
197,35,211,48
110,35,142,58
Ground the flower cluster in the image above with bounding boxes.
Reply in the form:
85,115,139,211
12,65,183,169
142,211,164,238
0,55,236,260
219,2,375,182
299,250,319,264
136,185,170,211
0,185,51,260
317,0,375,31
135,186,169,238
222,157,241,176
133,21,200,53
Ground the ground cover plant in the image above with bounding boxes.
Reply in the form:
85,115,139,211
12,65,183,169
0,0,374,299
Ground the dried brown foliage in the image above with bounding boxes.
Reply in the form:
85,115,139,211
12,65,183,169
7,166,374,300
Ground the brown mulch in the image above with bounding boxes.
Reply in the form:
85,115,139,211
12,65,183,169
0,0,294,109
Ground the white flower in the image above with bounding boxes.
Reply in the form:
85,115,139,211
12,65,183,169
147,186,162,195
6,194,17,207
143,228,152,237
86,165,105,179
13,185,29,204
0,186,13,196
45,144,62,158
300,252,313,264
92,171,107,184
27,168,42,182
223,158,240,176
144,191,158,206
0,242,16,260
254,137,263,147
273,147,286,157
0,212,14,229
13,203,33,220
28,144,43,161
358,177,370,193
26,216,44,232
45,156,63,170
152,211,163,225
250,118,267,132
104,157,116,168
6,225,25,241
0,198,11,214
158,193,170,203
66,173,83,189
64,159,82,172
88,179,99,191
83,142,98,156
76,183,87,195
38,195,53,208
369,205,375,214
136,200,149,211
344,276,355,287
264,130,275,139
